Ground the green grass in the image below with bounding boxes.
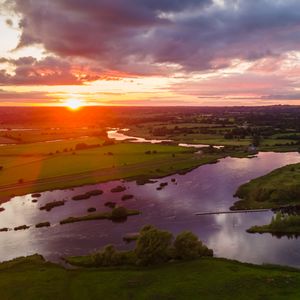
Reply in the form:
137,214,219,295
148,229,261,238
0,136,104,156
0,140,222,201
0,255,300,300
232,163,300,210
60,208,140,225
247,213,300,236
128,124,300,150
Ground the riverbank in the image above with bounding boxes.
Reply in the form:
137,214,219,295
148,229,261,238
0,138,252,203
232,163,300,210
1,255,300,300
247,213,300,237
0,142,224,203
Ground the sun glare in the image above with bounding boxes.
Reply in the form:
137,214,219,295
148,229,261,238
65,98,83,110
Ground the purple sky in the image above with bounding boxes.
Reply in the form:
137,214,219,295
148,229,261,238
1,0,300,106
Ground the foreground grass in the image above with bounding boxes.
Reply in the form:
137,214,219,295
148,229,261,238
0,255,300,300
232,163,300,210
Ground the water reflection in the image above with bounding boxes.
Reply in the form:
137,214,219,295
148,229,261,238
107,129,172,144
0,152,300,267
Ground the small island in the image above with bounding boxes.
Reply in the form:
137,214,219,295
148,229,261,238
247,212,300,237
60,207,140,225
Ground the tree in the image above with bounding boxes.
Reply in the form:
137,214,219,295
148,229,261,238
174,231,214,259
135,225,173,265
174,231,201,260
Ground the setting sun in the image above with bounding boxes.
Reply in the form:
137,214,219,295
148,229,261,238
65,98,83,110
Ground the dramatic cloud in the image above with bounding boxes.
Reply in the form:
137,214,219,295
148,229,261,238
5,0,300,74
1,0,300,105
0,56,108,85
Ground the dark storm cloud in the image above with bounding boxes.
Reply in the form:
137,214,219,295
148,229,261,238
4,0,300,74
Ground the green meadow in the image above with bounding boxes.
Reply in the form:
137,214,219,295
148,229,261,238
0,139,221,200
1,255,300,300
233,163,300,210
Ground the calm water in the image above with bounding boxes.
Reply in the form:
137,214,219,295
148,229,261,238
1,152,300,267
107,129,172,144
108,129,223,149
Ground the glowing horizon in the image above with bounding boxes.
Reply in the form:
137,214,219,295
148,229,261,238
1,0,300,107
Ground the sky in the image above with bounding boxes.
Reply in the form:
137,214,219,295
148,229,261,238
1,0,300,107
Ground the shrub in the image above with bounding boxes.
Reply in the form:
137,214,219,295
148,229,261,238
174,231,213,259
174,231,202,260
135,225,173,265
111,206,128,220
93,245,121,266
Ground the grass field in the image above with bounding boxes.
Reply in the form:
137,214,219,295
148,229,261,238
0,255,299,300
0,140,221,201
127,123,300,150
232,163,300,210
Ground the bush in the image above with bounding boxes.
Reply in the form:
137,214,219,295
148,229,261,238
92,245,135,266
93,245,121,266
174,231,213,259
135,225,173,265
111,206,128,220
174,231,202,260
66,225,213,268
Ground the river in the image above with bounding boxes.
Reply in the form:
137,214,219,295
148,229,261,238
0,151,300,267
